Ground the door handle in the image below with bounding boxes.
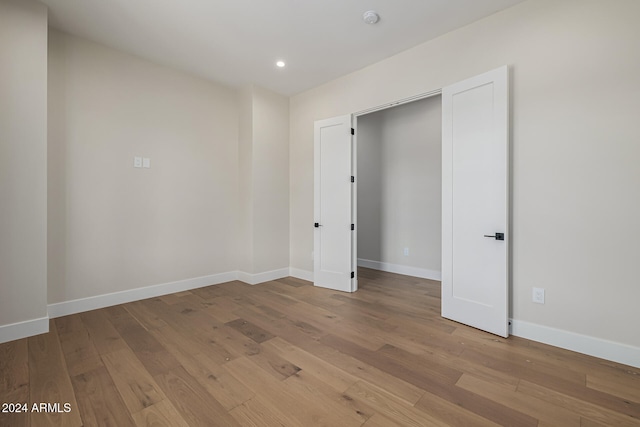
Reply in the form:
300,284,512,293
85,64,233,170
484,233,504,241
314,223,322,228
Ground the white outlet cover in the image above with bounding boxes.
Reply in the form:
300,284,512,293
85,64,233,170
532,287,545,304
143,157,150,168
133,156,142,168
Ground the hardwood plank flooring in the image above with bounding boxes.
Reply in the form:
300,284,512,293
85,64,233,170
0,340,29,427
1,268,639,426
70,366,136,427
27,321,82,427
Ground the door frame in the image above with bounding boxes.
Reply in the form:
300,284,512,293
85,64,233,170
350,115,358,292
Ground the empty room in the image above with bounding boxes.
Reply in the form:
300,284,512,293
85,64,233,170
1,0,639,426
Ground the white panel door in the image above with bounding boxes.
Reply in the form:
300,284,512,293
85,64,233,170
314,115,354,292
442,66,509,337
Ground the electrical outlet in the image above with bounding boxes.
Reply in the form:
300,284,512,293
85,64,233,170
133,156,142,168
142,157,151,168
532,287,545,304
403,247,409,256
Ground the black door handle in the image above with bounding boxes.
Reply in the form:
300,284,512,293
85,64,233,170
314,223,322,228
484,233,504,240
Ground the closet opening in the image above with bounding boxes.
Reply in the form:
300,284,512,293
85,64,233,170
354,94,443,285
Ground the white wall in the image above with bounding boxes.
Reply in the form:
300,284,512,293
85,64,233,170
357,97,441,276
0,0,49,342
48,31,239,304
290,0,640,357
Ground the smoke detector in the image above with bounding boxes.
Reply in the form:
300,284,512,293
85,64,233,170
363,10,380,25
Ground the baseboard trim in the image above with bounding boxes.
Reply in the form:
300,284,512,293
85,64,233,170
357,258,442,281
47,271,238,319
0,316,49,344
237,268,290,285
289,267,314,282
32,265,640,369
510,319,640,369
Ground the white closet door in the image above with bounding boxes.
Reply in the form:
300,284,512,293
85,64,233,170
441,66,510,337
314,115,354,292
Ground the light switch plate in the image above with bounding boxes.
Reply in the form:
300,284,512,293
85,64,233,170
143,157,150,168
134,156,142,168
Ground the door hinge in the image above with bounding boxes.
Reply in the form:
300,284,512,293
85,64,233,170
351,128,355,135
351,176,355,183
351,272,355,279
351,224,355,231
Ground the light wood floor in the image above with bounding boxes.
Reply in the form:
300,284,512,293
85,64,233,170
1,268,639,426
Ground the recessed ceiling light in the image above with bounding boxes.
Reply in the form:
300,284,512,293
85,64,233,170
363,10,380,25
276,60,285,68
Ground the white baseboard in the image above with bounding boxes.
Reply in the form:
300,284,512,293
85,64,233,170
0,316,49,344
47,271,238,319
357,258,442,281
289,267,314,282
237,268,290,285
510,319,640,369
15,264,637,370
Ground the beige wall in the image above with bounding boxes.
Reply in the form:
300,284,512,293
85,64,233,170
0,0,48,333
251,86,290,274
357,97,441,273
238,87,254,273
48,31,239,303
290,0,640,348
237,85,290,276
356,114,383,263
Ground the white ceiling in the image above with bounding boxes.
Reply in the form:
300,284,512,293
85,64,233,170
41,0,526,96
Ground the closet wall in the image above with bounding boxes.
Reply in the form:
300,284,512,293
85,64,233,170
357,96,442,278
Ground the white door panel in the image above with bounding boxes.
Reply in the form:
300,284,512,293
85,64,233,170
314,115,354,292
442,66,509,337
